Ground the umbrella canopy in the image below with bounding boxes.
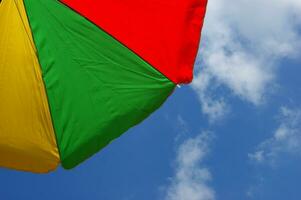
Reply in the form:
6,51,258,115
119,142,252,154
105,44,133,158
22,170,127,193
0,0,207,173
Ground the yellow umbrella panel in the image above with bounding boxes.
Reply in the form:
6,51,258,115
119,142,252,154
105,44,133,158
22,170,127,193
0,0,59,173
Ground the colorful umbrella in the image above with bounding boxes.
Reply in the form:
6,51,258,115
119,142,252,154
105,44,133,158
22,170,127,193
0,0,207,173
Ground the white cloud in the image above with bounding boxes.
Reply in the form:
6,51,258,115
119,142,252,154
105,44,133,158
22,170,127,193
192,72,229,122
174,115,190,142
248,150,265,163
192,0,301,120
248,106,301,165
177,115,189,135
165,132,215,200
245,177,265,198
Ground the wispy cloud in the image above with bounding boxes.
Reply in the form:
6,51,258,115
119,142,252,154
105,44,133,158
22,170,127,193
192,0,301,121
165,132,215,200
248,106,301,165
192,73,229,123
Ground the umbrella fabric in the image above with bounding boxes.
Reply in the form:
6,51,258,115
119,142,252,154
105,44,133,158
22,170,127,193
0,0,207,173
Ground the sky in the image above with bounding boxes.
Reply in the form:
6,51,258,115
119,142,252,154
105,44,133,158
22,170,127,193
1,0,301,199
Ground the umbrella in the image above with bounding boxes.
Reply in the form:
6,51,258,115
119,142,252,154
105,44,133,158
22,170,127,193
0,0,207,173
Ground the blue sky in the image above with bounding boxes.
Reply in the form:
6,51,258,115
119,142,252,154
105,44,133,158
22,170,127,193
1,0,301,199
